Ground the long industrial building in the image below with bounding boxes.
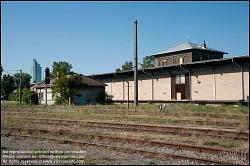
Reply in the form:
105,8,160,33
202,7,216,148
89,41,249,103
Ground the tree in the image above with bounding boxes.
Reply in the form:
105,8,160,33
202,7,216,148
22,88,38,105
8,90,20,101
122,61,133,71
115,68,122,73
51,61,73,78
52,74,84,105
115,61,133,72
1,64,3,76
52,76,68,104
67,74,85,103
140,56,154,69
96,91,113,104
13,73,32,89
8,88,38,105
1,74,14,96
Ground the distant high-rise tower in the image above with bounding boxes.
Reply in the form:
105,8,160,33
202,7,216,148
32,59,42,83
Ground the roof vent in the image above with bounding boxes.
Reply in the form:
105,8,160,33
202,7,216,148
202,40,207,48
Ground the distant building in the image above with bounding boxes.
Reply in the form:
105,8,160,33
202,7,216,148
32,75,106,105
32,59,42,83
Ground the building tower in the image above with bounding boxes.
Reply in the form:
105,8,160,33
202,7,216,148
32,59,42,83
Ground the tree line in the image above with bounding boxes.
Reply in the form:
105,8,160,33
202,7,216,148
1,65,37,104
115,55,154,72
1,62,111,105
1,55,154,105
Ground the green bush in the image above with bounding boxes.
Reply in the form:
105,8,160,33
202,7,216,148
96,91,113,104
22,89,38,105
8,88,38,105
8,90,21,101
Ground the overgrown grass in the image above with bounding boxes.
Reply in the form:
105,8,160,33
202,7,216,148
51,103,248,115
148,160,156,165
2,109,249,131
84,159,98,165
2,100,249,115
2,115,247,150
204,138,241,149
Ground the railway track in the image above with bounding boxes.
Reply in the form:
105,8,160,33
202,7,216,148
2,111,248,128
2,125,249,160
12,117,248,141
1,132,238,165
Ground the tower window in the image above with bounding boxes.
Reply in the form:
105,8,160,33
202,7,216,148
179,57,184,64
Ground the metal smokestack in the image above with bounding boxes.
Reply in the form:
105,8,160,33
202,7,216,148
134,20,138,106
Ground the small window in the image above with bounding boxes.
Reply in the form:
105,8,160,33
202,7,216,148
159,60,163,66
39,93,43,100
176,75,185,84
163,59,167,66
179,57,184,64
157,60,160,66
173,56,178,64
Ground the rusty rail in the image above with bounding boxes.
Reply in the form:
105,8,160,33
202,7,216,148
15,117,249,140
1,131,238,165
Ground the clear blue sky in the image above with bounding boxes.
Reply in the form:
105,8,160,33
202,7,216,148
1,1,249,76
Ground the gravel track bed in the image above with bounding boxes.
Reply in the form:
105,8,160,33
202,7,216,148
2,128,249,165
1,136,200,165
62,133,249,165
2,122,249,150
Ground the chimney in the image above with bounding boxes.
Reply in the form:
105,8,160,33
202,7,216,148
203,40,206,48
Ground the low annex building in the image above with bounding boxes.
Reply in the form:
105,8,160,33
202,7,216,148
89,41,249,103
33,75,105,105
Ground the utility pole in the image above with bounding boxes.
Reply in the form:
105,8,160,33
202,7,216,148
134,20,138,106
19,70,22,105
45,84,47,106
45,67,50,106
126,81,131,109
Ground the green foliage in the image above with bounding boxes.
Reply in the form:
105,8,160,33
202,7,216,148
8,88,38,105
52,61,73,78
96,91,113,104
115,68,122,72
22,89,38,105
52,74,84,105
140,55,154,69
13,72,32,89
8,90,20,101
67,74,85,96
122,61,133,71
115,61,133,72
1,74,15,96
204,139,240,148
148,160,156,165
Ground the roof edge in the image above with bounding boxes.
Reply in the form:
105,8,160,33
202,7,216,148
88,55,249,77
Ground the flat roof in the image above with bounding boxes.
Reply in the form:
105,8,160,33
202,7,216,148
88,55,249,78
